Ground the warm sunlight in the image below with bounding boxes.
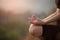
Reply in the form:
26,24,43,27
1,0,56,14
0,0,60,40
1,0,29,14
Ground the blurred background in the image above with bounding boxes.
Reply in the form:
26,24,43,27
0,0,56,40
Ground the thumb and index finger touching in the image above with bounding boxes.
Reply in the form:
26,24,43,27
28,15,37,23
28,15,37,20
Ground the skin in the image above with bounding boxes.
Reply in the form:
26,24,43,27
29,15,43,37
29,8,60,37
29,8,60,25
42,8,60,24
29,24,43,37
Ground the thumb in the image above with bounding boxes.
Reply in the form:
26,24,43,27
31,15,37,20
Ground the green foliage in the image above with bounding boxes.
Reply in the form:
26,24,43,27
0,9,28,40
0,8,56,40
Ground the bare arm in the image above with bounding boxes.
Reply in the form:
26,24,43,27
42,8,60,24
29,9,60,25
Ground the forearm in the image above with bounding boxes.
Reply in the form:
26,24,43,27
42,10,60,24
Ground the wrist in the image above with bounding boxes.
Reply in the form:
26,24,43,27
42,20,47,25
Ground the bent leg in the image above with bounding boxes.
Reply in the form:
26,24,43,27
42,25,57,40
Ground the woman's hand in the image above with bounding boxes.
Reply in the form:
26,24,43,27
29,15,44,37
29,15,45,25
29,24,43,37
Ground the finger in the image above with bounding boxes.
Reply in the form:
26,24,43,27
28,17,33,21
31,15,36,20
29,20,37,24
28,18,34,23
32,20,42,25
28,17,34,20
28,19,35,24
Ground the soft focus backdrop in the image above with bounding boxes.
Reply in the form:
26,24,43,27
0,0,56,40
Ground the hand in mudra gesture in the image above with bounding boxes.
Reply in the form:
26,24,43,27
29,15,44,37
29,15,44,25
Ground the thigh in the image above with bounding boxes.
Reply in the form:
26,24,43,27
42,25,57,40
56,27,60,40
56,32,60,40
